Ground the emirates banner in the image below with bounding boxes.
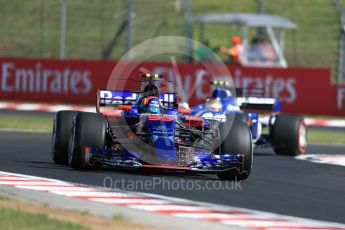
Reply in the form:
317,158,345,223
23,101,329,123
0,56,344,116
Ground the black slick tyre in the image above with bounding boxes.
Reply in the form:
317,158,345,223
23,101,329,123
68,112,107,170
52,110,78,165
216,121,253,180
270,115,307,156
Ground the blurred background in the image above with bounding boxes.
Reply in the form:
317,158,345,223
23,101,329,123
1,0,345,81
1,0,345,117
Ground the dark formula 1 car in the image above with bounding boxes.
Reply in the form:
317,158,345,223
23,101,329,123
52,74,253,180
191,80,307,156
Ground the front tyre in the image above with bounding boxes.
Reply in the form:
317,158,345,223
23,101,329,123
216,121,253,181
270,115,307,156
68,112,107,170
226,112,248,124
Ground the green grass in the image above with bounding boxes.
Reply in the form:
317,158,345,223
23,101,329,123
0,113,53,131
112,214,124,221
308,129,345,145
0,205,86,230
1,0,345,76
260,127,345,145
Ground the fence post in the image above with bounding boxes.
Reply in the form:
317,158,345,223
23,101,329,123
183,0,193,63
256,0,265,14
60,0,67,59
337,14,345,84
126,0,133,55
256,0,266,38
332,0,345,84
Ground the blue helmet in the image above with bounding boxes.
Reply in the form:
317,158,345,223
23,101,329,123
143,97,161,114
212,87,232,99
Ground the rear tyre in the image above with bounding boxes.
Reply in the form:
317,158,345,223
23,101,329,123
270,115,307,156
52,110,78,165
68,112,107,170
216,121,253,180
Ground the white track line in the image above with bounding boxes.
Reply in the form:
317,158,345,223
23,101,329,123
89,198,171,205
50,191,137,198
0,128,50,133
15,186,96,192
128,204,207,212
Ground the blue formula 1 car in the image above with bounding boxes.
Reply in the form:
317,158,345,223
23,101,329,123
51,74,253,180
191,80,307,156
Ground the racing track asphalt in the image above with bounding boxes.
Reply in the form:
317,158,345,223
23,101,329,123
0,130,344,224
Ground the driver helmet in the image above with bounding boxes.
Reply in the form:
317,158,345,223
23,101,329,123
143,97,161,114
205,99,222,112
212,88,232,99
179,102,190,109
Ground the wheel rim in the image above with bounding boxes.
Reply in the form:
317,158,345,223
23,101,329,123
298,121,307,154
51,118,57,160
245,128,253,175
68,125,75,165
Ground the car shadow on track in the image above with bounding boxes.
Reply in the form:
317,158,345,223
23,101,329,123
15,152,280,181
14,159,219,180
14,160,70,170
99,167,219,180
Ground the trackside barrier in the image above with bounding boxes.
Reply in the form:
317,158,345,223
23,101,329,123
0,57,344,116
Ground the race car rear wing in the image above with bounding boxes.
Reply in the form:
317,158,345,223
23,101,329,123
236,87,266,97
234,87,281,113
209,82,281,113
97,89,177,110
236,97,282,113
